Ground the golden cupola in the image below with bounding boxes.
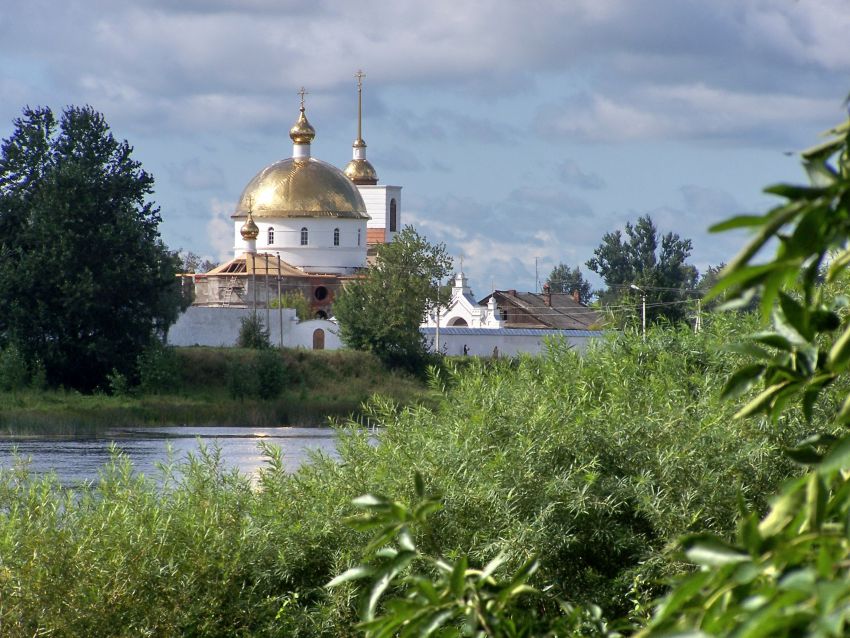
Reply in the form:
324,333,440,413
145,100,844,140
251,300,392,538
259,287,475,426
240,212,259,240
343,70,379,186
289,107,316,145
232,91,368,222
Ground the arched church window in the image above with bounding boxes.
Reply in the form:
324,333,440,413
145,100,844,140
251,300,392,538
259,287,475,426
389,199,397,232
358,228,361,246
333,228,340,246
300,227,308,246
267,227,274,245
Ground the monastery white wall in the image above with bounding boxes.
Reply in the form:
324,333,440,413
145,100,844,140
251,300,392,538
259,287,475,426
167,306,342,350
421,328,602,357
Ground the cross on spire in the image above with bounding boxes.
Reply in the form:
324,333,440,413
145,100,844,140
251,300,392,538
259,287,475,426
298,87,308,109
355,69,365,90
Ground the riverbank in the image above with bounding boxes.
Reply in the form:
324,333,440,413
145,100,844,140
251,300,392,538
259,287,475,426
0,347,431,432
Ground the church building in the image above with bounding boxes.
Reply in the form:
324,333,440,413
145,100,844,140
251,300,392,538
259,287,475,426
191,76,400,319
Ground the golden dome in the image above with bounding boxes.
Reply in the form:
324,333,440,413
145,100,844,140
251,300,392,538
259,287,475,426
289,107,315,144
344,157,379,185
240,213,259,240
233,157,369,220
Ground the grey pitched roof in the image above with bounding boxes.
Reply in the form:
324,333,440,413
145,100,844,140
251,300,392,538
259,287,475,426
478,291,604,330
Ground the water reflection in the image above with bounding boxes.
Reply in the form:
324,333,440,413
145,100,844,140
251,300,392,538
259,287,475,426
0,426,338,485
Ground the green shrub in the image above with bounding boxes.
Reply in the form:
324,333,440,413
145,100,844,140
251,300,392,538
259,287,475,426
226,359,253,400
0,343,28,391
238,315,270,349
106,368,131,396
254,348,288,400
137,341,181,394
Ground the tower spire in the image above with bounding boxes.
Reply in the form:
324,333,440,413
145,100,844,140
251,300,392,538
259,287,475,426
355,70,365,145
344,70,378,185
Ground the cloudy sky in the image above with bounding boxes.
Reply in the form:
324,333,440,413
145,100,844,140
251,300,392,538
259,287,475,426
1,0,848,295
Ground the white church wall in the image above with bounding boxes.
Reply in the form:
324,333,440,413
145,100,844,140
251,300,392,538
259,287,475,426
167,306,342,350
233,217,367,273
357,185,401,240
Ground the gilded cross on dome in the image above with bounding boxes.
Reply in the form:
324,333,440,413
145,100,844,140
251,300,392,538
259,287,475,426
298,87,308,109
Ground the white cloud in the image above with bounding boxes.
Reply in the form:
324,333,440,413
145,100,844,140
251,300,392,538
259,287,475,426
206,197,235,261
537,85,842,144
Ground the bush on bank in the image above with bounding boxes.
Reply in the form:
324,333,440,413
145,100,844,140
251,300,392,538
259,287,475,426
0,314,831,635
0,347,429,429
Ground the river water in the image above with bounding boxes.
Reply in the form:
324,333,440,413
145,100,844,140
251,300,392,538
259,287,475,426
0,426,338,486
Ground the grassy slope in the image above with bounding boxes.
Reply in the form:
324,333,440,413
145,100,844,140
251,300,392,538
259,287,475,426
0,347,430,431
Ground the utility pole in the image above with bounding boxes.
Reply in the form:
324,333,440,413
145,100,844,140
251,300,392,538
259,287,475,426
630,284,646,341
435,284,440,354
535,256,539,293
277,255,283,348
695,297,702,333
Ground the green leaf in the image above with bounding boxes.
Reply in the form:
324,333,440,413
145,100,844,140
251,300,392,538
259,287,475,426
327,565,374,588
759,478,806,536
724,342,773,361
681,535,750,567
777,292,810,341
720,204,805,283
817,435,850,476
418,610,454,636
751,332,794,352
801,385,821,422
827,249,850,282
449,556,468,597
811,309,841,332
827,324,850,370
709,215,769,232
784,444,823,465
479,553,506,581
734,381,790,419
413,500,443,521
805,473,827,531
353,494,393,509
705,262,778,302
720,364,766,400
413,471,425,499
764,183,827,199
650,570,712,624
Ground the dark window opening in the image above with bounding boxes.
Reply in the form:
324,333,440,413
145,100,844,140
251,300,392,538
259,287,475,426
300,227,308,245
333,227,340,246
389,199,397,232
314,286,328,301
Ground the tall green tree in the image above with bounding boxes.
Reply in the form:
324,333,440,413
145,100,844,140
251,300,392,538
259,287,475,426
0,106,183,390
546,263,593,303
586,214,698,323
333,226,452,370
